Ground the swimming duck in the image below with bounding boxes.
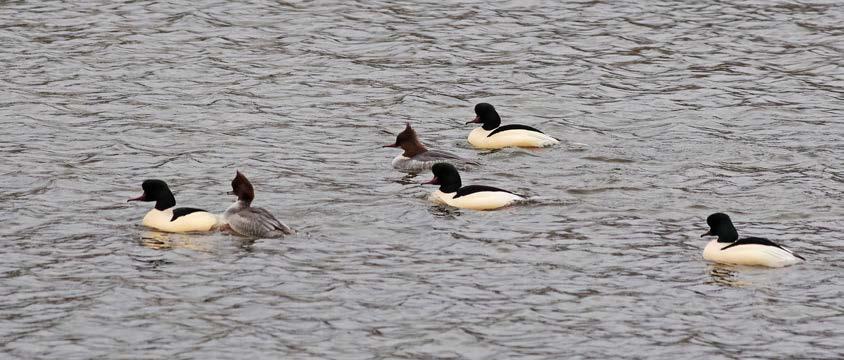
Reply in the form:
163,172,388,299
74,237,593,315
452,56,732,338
422,163,524,210
221,171,294,238
383,123,477,172
701,213,804,268
128,179,219,233
466,103,559,149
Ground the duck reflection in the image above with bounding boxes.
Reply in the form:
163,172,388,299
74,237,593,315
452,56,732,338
394,173,419,185
707,263,750,287
429,204,462,219
139,231,254,252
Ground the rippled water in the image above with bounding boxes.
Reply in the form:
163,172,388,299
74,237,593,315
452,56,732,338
2,0,843,358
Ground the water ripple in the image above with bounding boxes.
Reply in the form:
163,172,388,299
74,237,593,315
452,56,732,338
1,0,842,358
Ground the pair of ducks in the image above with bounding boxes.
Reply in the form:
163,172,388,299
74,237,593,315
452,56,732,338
383,103,558,210
128,171,294,238
384,104,805,268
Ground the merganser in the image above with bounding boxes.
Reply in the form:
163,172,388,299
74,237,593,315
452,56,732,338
383,123,477,172
422,163,524,210
221,171,294,238
466,103,559,149
128,179,219,233
701,213,805,268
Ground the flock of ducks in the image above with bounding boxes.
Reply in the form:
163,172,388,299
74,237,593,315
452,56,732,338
129,103,805,268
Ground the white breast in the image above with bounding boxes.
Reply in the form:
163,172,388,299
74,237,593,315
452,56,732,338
702,239,801,268
430,190,524,210
468,127,559,149
142,208,219,233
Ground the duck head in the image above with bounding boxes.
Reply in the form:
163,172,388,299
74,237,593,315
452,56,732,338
422,163,462,193
701,212,739,243
383,123,428,157
466,103,501,130
229,171,255,205
128,179,176,211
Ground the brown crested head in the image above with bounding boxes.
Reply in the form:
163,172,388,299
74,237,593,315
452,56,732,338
393,122,427,157
231,170,255,203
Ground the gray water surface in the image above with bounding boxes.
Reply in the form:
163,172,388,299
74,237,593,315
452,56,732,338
1,0,843,358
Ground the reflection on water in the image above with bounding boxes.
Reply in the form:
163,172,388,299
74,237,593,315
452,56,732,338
1,0,842,358
428,205,463,219
395,173,421,185
706,264,749,288
140,231,256,252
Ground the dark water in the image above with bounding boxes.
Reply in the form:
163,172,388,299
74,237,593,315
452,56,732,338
1,0,843,358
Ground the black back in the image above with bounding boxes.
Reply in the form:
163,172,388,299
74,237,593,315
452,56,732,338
454,185,514,198
171,207,207,221
720,237,806,260
488,124,545,137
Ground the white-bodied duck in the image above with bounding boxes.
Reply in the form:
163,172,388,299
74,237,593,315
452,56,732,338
128,179,219,233
422,163,524,210
701,213,804,268
466,103,559,149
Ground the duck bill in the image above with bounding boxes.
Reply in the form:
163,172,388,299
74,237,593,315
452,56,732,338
382,143,399,148
422,176,440,185
700,230,713,238
127,193,147,202
465,116,480,124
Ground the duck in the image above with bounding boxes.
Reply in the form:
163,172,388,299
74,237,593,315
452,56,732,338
701,213,804,268
466,103,559,149
422,163,524,210
383,123,477,172
221,171,294,238
128,179,219,233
